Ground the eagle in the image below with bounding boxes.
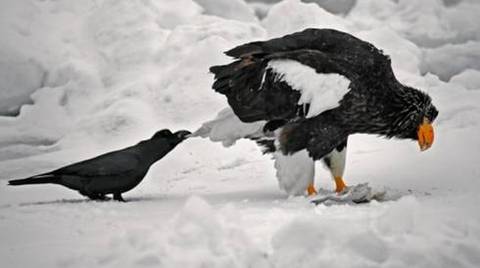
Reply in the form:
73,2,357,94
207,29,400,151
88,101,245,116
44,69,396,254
195,28,438,196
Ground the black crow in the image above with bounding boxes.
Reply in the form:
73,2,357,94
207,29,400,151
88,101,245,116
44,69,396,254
8,129,191,201
208,28,438,195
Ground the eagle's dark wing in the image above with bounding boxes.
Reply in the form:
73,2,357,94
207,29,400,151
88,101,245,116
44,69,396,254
210,28,393,124
225,28,393,80
52,150,142,177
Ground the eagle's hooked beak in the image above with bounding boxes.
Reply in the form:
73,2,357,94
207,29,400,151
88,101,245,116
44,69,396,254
418,117,434,151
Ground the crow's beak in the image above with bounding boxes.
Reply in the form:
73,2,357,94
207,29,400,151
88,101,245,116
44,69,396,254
175,130,192,140
418,117,434,151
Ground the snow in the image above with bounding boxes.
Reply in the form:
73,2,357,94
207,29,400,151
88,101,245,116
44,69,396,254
262,0,351,37
1,0,480,267
193,0,258,23
421,41,480,81
450,69,480,90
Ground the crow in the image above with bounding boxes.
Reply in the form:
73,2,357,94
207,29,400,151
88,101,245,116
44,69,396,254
8,129,191,202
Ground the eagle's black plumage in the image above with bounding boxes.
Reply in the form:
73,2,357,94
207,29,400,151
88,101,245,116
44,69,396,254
210,28,438,160
8,129,191,201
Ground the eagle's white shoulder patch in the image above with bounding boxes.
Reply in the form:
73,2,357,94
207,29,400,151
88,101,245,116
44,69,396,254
267,59,351,118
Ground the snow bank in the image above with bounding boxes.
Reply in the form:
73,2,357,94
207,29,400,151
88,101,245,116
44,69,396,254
262,0,350,37
193,0,258,22
450,69,480,90
89,196,268,268
303,0,357,14
421,41,480,81
346,0,480,78
348,0,480,47
0,51,44,116
271,195,480,268
0,0,265,161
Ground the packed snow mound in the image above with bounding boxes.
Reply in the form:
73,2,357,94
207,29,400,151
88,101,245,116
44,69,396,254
89,196,268,268
303,0,357,14
270,195,480,268
193,0,258,22
450,69,480,90
262,0,350,37
421,41,480,81
348,0,480,47
0,0,265,159
0,51,44,116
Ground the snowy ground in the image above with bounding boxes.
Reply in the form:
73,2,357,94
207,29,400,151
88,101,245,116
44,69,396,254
1,0,480,267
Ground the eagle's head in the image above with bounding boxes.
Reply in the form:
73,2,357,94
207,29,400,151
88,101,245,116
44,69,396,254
391,86,438,151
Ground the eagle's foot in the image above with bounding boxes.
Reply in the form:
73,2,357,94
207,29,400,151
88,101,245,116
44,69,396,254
307,183,317,196
334,176,347,193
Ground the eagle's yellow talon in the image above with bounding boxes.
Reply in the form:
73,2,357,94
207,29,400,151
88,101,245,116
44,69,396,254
307,183,317,196
334,176,347,193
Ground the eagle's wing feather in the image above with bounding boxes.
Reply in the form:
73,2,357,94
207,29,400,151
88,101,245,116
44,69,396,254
225,28,391,74
209,28,393,159
210,49,353,123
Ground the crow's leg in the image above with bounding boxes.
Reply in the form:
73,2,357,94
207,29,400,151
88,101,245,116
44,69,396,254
113,193,126,202
80,190,107,201
88,193,107,201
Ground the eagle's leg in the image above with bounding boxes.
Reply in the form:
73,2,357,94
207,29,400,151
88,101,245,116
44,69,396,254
322,140,348,193
334,176,347,193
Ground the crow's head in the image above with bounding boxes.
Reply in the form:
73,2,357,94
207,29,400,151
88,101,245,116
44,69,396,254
173,130,192,141
151,129,192,141
151,129,174,139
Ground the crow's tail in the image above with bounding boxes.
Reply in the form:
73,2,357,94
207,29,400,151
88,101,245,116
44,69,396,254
8,174,58,186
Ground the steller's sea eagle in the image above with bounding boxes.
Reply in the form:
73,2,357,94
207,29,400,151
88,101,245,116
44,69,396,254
195,28,438,196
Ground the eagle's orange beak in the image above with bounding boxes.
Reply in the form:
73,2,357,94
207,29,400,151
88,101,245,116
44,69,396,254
418,117,434,151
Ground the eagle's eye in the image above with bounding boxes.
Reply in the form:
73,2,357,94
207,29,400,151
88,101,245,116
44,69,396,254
425,105,439,123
